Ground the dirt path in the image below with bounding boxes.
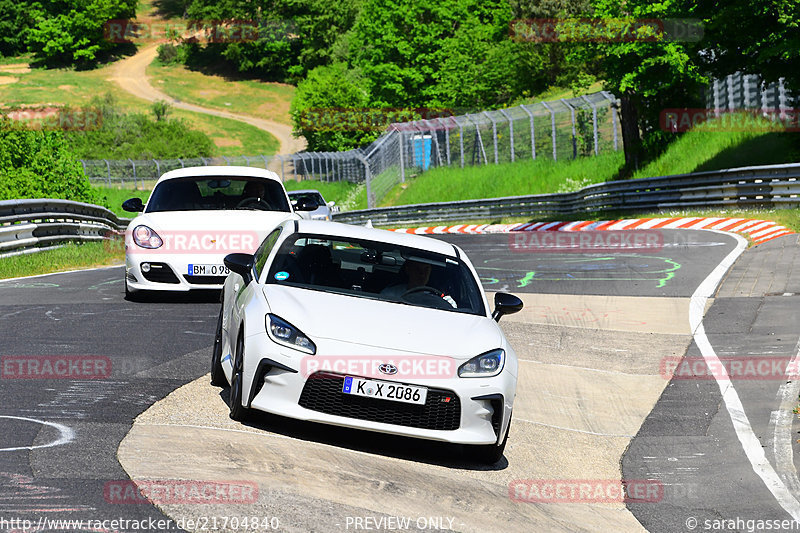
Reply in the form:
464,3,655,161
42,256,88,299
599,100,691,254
108,43,306,155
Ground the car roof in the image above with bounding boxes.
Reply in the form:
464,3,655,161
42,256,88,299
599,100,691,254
287,189,323,196
155,166,282,185
289,220,458,257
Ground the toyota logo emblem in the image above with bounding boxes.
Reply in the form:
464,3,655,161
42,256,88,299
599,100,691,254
378,363,398,375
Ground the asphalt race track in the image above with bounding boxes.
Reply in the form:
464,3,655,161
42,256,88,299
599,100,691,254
2,228,800,532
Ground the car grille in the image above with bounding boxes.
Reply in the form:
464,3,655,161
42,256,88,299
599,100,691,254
141,263,180,284
298,372,461,431
183,275,227,285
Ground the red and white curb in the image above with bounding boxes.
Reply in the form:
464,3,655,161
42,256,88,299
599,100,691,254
392,217,794,245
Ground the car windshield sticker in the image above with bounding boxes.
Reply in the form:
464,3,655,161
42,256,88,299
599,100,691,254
274,271,290,281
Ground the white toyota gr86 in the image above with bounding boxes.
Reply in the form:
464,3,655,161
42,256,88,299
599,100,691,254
122,166,317,297
212,219,524,463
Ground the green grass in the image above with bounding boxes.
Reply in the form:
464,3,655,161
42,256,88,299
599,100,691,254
147,62,295,125
0,241,124,280
383,152,625,207
634,119,800,179
0,58,281,156
380,114,800,208
93,186,151,218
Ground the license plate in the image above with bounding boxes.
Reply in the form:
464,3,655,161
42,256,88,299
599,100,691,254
187,264,230,276
342,376,427,405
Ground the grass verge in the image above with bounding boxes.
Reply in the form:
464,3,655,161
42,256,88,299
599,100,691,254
0,241,124,280
147,62,295,125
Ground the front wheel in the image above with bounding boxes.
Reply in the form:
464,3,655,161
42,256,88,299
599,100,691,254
229,331,250,421
469,418,510,465
210,306,226,386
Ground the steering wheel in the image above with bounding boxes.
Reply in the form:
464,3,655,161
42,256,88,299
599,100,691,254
401,285,442,298
235,197,272,210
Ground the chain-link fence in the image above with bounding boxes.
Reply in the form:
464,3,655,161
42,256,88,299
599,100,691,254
705,73,797,112
81,91,621,208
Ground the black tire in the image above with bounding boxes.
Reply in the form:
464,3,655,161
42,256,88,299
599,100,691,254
229,331,250,421
210,306,226,386
470,418,511,465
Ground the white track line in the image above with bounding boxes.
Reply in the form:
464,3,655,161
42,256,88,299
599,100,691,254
690,230,800,520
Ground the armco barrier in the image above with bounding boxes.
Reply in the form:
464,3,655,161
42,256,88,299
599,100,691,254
332,163,800,227
0,199,130,257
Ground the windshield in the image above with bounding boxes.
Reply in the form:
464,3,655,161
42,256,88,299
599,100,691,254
146,177,291,213
289,192,325,206
266,234,486,316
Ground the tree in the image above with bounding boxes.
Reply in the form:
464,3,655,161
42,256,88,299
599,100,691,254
289,63,374,151
697,0,800,92
26,0,137,66
348,0,517,108
582,0,707,171
0,118,94,202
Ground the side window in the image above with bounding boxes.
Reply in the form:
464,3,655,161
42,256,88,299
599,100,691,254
253,228,282,279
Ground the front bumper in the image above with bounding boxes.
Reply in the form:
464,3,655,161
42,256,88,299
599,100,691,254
125,253,228,292
241,350,515,446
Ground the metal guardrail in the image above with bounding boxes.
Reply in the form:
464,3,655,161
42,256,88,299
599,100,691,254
4,162,800,257
332,163,800,226
0,199,130,257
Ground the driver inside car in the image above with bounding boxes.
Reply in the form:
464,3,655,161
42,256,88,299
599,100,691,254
238,181,272,209
381,259,457,308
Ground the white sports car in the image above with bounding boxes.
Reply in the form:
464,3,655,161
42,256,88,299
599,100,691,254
122,166,316,297
212,219,523,463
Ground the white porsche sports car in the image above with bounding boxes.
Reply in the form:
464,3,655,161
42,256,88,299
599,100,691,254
122,166,316,297
212,219,523,463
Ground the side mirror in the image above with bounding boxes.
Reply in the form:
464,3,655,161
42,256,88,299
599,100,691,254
492,292,523,322
294,197,318,211
224,253,255,285
327,201,336,207
122,197,144,212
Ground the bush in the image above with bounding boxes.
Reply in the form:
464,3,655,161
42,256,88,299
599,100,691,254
0,118,94,202
157,43,179,64
65,94,214,159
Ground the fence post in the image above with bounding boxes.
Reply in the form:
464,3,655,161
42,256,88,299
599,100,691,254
357,152,373,209
498,109,514,162
243,155,250,167
457,117,465,168
600,92,618,151
260,155,269,170
129,158,136,188
466,115,488,165
483,111,499,164
541,101,557,161
222,155,230,164
519,104,536,160
153,159,160,181
561,98,577,159
104,159,111,187
438,118,451,166
179,158,185,168
581,95,599,156
391,125,406,183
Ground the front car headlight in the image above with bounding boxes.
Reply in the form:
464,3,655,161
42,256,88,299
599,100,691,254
132,225,163,249
458,349,505,378
266,314,316,354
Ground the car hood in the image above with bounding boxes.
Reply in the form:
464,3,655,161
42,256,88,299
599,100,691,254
128,211,296,253
263,285,502,360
